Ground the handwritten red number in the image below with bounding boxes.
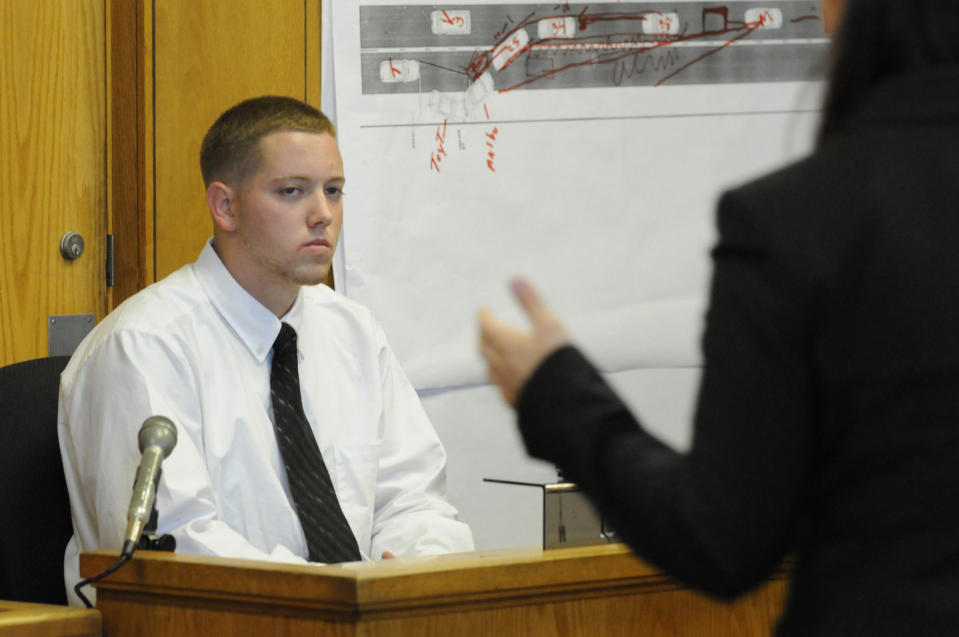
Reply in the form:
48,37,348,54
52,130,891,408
486,127,499,173
430,120,448,174
441,10,465,28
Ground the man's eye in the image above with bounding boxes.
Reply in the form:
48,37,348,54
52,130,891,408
325,185,345,197
278,186,301,196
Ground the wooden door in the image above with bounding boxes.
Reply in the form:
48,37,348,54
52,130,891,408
152,0,321,279
0,1,108,366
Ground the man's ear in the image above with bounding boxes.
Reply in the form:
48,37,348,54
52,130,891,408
207,181,237,232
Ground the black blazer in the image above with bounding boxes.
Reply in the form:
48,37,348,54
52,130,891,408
516,67,959,636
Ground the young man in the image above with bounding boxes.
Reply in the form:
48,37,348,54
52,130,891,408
58,96,473,605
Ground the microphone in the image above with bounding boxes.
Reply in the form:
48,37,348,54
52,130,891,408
121,415,177,558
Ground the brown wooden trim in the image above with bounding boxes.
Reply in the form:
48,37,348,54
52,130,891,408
108,0,143,307
306,0,322,106
306,0,332,288
141,0,155,287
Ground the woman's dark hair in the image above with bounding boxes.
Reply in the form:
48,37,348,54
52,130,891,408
819,0,959,144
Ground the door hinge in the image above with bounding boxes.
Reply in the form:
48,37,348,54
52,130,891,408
105,233,114,287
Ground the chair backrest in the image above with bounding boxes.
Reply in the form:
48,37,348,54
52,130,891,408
0,355,72,605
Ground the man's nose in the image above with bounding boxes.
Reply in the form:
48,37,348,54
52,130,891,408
307,192,333,227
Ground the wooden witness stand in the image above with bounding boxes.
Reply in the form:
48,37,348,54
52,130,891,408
82,544,789,636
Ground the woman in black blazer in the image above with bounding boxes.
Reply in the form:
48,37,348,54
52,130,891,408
479,0,959,634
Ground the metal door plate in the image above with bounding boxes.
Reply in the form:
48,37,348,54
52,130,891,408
48,314,95,357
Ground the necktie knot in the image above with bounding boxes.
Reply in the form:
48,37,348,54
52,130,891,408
273,323,297,357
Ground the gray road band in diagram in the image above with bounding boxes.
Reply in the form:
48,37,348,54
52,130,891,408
358,2,828,95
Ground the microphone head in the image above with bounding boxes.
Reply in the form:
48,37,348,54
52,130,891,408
138,415,178,457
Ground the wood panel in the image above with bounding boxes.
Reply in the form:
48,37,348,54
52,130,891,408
0,600,101,637
357,583,788,637
83,544,789,636
0,1,107,365
153,0,310,280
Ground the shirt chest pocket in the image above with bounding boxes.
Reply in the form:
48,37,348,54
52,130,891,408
332,442,382,553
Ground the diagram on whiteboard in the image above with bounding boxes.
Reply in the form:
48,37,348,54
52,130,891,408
331,1,827,390
360,2,826,102
349,2,827,177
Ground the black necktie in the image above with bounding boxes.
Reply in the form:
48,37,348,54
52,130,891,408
270,322,361,563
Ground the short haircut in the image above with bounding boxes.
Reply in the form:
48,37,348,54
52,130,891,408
200,95,336,187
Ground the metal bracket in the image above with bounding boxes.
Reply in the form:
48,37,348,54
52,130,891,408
543,483,607,549
484,477,614,549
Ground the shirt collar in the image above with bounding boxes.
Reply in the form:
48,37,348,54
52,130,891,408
193,239,305,363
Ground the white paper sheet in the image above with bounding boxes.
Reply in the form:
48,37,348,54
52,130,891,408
331,0,827,390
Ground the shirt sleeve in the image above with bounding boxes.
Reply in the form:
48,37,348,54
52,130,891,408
366,328,475,558
515,188,817,599
59,329,307,577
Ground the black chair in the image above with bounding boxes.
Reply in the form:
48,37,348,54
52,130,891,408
0,355,72,604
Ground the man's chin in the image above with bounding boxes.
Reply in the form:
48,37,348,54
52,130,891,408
290,266,332,287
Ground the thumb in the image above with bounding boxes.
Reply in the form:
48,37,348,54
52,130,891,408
510,277,553,330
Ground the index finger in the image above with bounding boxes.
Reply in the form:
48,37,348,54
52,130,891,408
510,277,554,330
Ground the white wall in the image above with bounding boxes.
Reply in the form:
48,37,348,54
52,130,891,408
422,365,701,549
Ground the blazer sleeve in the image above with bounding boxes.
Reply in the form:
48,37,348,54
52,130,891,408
516,187,819,599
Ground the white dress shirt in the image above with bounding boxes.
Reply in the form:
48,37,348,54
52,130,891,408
58,241,473,604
